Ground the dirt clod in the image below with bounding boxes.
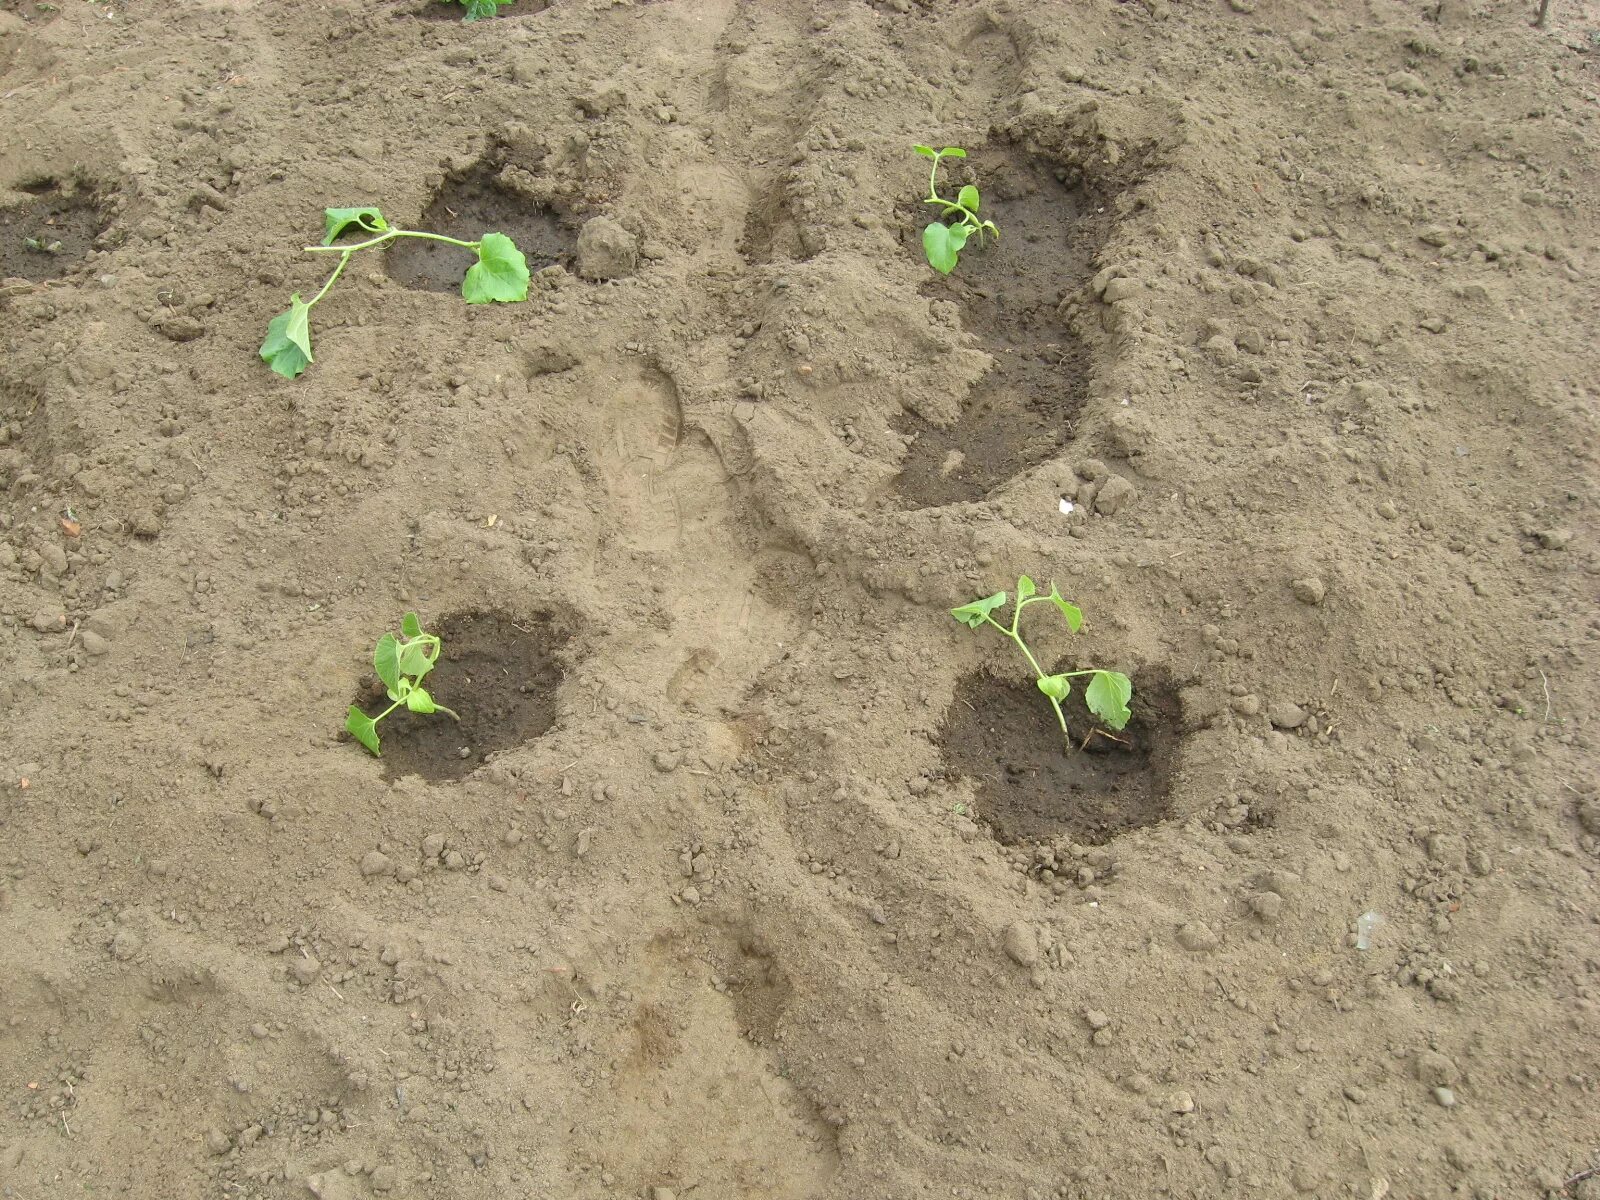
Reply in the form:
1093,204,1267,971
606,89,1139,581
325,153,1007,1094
1002,922,1039,967
575,216,639,280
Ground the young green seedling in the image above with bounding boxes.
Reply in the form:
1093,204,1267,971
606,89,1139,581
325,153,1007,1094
260,205,529,379
448,0,514,19
914,144,1000,275
951,577,1133,747
345,611,460,757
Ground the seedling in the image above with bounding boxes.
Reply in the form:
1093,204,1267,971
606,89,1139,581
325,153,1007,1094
260,205,529,379
914,144,999,275
447,0,514,18
22,235,62,254
345,612,460,757
951,577,1133,747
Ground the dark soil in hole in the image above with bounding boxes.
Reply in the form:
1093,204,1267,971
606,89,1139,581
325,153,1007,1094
938,669,1179,846
386,162,574,293
400,0,552,20
0,181,109,282
893,147,1114,507
349,610,568,782
0,0,58,20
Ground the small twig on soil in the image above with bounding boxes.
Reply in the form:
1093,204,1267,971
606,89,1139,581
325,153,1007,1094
323,979,346,1001
64,620,79,650
1564,1163,1600,1191
1081,727,1130,751
1533,0,1553,27
1539,670,1553,722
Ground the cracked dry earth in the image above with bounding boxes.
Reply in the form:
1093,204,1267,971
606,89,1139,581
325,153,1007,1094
1,1,1598,1198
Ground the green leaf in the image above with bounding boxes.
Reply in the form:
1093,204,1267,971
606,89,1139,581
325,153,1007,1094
958,184,980,213
951,591,1007,629
401,612,423,639
1017,575,1036,601
1037,674,1070,701
461,232,529,303
373,633,401,693
259,295,314,379
322,206,387,245
406,686,437,714
941,147,967,157
461,0,512,18
946,223,972,252
913,144,937,159
398,639,436,682
346,706,381,756
1085,671,1133,731
980,219,1000,239
1046,584,1083,633
923,223,958,275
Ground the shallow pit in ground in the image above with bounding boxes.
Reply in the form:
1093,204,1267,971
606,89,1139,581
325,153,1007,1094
893,146,1117,507
398,0,551,20
348,610,568,782
937,669,1180,845
386,160,575,293
0,179,110,282
0,0,60,21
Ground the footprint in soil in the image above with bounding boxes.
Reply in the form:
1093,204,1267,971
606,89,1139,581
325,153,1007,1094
939,670,1181,846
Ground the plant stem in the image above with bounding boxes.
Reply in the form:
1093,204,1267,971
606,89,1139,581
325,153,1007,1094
302,228,481,255
434,704,462,721
309,252,352,306
923,152,988,238
982,613,1069,738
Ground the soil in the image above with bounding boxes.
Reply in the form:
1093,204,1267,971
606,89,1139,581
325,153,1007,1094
357,610,570,782
1,2,1598,1199
939,668,1182,847
385,159,578,293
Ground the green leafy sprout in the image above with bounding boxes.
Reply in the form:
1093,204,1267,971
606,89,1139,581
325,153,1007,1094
450,0,514,18
261,205,529,379
914,145,999,276
951,577,1133,746
345,611,460,757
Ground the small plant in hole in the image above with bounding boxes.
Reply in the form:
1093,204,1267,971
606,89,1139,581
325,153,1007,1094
445,0,514,18
261,205,529,379
951,577,1133,748
346,612,460,757
914,144,999,275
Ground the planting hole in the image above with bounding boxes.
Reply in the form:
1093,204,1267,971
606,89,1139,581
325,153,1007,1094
894,147,1116,507
0,179,110,282
937,669,1180,846
386,160,575,293
398,0,551,20
351,610,568,782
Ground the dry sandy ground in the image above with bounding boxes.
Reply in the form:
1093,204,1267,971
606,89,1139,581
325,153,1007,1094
1,0,1598,1197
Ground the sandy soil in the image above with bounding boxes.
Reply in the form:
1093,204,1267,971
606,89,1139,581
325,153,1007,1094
2,1,1598,1197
